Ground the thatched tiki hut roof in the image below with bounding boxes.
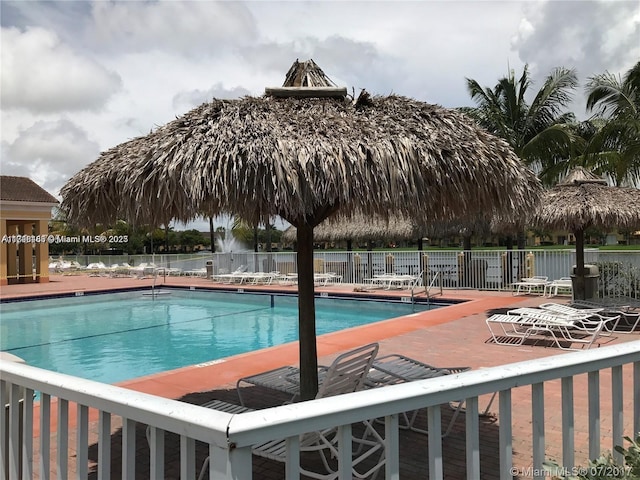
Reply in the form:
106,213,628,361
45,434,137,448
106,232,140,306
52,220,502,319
61,59,541,400
281,214,493,248
534,167,640,299
282,215,422,245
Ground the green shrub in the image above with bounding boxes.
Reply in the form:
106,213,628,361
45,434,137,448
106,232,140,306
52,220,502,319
543,434,640,479
595,261,640,298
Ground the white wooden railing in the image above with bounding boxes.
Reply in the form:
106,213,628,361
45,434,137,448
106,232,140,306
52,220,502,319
2,340,639,480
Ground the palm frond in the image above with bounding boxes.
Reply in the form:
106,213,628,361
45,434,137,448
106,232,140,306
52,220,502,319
528,67,578,132
586,61,640,118
522,124,575,171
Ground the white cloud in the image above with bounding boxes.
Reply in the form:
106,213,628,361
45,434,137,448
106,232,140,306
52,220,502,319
173,83,252,111
509,0,639,117
512,0,640,79
1,119,100,196
87,1,257,57
1,26,122,112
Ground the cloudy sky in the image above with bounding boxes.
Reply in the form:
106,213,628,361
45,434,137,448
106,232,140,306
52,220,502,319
1,0,638,231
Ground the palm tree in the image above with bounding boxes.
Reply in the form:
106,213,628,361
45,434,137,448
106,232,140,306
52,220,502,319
583,61,640,186
586,61,640,118
464,65,578,252
465,65,578,184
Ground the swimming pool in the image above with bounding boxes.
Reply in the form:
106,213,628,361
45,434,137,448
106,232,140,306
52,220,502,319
0,289,446,385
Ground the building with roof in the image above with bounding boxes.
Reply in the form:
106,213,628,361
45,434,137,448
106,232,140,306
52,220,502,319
0,176,58,285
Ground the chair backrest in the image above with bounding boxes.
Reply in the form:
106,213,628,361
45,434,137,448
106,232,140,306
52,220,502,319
519,309,575,325
531,276,549,282
316,343,379,399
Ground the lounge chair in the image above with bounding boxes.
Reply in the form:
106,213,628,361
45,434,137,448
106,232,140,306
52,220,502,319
514,305,621,334
387,274,422,290
366,354,472,437
197,343,384,480
236,342,379,406
486,309,611,350
362,274,394,290
183,267,207,277
543,277,573,297
214,265,249,283
129,262,158,278
538,302,603,315
511,276,550,295
241,270,279,285
570,298,640,332
86,262,108,276
362,273,420,291
278,273,299,285
50,259,84,273
313,272,342,287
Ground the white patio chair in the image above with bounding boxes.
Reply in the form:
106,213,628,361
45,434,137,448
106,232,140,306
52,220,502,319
236,342,379,406
197,343,384,480
543,277,573,297
487,309,609,350
569,299,640,333
516,305,621,335
216,265,249,283
511,276,550,295
365,354,472,437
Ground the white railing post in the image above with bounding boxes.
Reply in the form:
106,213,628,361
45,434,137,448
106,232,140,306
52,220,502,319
56,398,68,479
97,410,111,480
210,443,253,480
122,418,136,479
634,361,640,436
465,396,480,480
588,371,601,459
8,384,20,480
612,365,624,464
531,383,545,480
498,389,513,480
181,435,196,479
284,435,300,480
148,426,164,479
337,423,352,478
0,380,6,480
427,405,443,480
39,393,50,480
561,377,574,470
21,388,33,480
76,404,89,479
385,414,400,479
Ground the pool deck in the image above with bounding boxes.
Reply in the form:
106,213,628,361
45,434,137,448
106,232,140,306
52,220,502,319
1,274,638,479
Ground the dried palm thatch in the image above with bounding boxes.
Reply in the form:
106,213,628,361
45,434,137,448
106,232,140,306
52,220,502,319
60,136,202,228
282,215,421,243
61,59,541,400
534,167,640,299
62,71,541,228
63,91,540,227
283,58,338,87
535,167,640,231
282,213,494,246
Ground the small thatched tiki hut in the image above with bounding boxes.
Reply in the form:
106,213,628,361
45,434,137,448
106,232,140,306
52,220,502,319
534,167,640,300
62,59,541,399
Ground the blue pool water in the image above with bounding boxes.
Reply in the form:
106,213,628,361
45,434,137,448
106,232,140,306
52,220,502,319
0,289,444,385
